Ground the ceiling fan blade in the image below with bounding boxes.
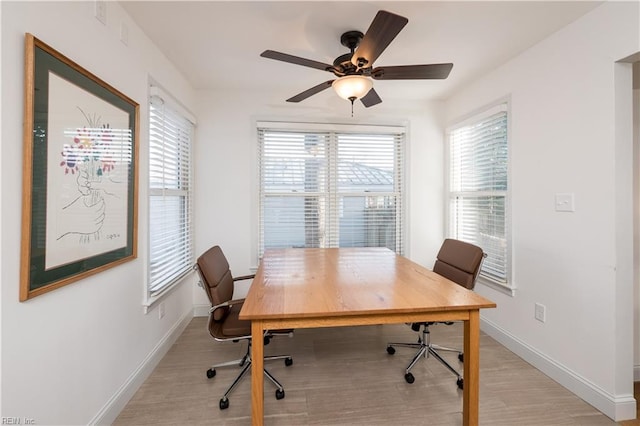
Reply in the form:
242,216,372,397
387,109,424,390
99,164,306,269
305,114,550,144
286,80,335,103
371,63,454,80
261,50,333,72
360,88,382,108
351,10,408,69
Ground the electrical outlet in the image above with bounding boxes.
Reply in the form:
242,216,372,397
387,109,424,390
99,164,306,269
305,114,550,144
95,1,107,25
555,193,575,212
535,303,546,323
158,302,166,319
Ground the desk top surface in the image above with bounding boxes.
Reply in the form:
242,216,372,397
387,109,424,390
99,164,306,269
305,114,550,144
239,248,496,321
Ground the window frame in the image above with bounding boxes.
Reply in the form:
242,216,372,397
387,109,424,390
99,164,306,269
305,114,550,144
145,85,196,307
254,121,406,263
445,100,513,295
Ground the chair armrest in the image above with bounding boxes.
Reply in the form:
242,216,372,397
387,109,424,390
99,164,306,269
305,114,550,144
233,274,255,282
209,298,245,314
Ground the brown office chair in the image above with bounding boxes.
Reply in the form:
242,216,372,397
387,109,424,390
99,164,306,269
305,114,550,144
386,238,485,389
195,245,293,410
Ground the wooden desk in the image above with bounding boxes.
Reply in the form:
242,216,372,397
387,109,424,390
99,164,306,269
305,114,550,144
239,247,496,425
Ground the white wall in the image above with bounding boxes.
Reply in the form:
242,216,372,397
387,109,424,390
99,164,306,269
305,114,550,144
0,2,4,419
1,2,196,424
192,89,446,307
444,2,639,420
634,87,640,379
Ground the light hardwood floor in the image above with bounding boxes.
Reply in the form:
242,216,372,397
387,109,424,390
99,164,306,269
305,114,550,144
114,317,634,425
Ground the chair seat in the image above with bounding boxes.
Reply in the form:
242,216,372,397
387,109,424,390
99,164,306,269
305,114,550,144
210,303,251,338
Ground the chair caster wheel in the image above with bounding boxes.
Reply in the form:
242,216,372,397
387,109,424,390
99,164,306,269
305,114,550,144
405,372,415,384
458,353,464,362
285,357,293,366
206,368,216,379
219,398,229,410
275,389,285,400
457,378,464,389
386,346,396,355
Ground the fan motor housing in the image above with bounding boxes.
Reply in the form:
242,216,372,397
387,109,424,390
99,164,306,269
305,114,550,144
333,31,364,75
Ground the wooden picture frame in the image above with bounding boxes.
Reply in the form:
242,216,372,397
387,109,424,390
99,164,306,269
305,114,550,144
20,34,139,301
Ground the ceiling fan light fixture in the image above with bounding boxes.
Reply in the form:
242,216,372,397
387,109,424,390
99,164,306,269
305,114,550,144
261,10,452,111
332,75,373,101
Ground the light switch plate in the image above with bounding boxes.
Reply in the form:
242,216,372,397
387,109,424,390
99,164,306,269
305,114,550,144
95,1,107,25
120,22,129,45
535,303,546,323
555,193,575,212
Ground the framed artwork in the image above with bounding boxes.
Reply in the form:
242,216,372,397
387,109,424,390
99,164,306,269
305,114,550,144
20,33,139,301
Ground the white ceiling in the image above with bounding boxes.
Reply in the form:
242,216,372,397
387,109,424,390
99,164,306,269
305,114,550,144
121,1,603,104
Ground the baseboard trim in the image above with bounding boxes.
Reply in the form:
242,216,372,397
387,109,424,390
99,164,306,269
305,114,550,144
193,303,209,317
481,317,637,421
89,309,193,425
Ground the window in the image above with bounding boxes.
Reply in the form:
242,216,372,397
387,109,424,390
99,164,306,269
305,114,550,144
148,86,195,298
257,123,404,256
447,103,510,289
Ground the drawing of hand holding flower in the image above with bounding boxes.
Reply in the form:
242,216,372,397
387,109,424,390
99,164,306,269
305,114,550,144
56,164,106,241
57,108,119,243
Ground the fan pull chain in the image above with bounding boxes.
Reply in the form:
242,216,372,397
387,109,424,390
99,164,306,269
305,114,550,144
349,96,356,117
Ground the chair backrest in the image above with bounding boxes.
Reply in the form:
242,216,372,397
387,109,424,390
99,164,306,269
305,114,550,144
432,239,485,290
195,245,235,321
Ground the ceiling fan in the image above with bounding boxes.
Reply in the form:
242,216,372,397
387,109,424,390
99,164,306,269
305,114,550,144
260,10,453,114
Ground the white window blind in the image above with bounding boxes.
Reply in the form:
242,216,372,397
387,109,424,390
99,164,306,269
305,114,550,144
258,126,404,256
148,88,194,296
448,106,509,286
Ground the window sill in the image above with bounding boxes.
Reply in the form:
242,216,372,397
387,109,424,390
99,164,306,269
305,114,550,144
477,276,515,297
143,270,194,314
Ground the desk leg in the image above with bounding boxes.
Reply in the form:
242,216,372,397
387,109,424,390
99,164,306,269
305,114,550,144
463,309,480,426
251,320,264,426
